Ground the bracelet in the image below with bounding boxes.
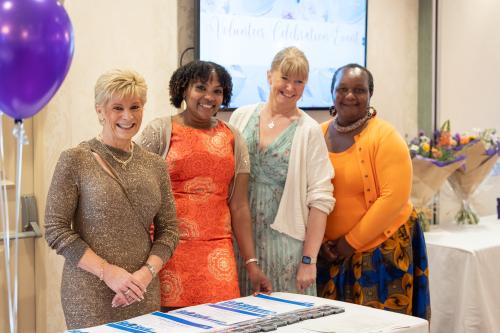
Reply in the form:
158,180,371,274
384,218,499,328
245,258,259,265
98,259,107,281
144,263,157,278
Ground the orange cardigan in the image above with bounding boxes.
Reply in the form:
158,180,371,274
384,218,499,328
321,117,413,252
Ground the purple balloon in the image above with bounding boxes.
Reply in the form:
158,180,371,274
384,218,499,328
0,0,74,120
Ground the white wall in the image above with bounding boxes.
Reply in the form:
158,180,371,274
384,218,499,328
437,0,500,222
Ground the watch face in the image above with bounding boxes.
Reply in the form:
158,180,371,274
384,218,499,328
302,256,312,264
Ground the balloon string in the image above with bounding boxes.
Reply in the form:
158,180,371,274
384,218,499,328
0,113,15,333
12,120,27,333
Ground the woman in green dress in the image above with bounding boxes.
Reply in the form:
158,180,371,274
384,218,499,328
229,47,335,296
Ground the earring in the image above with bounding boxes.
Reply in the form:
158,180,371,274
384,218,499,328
367,106,377,117
214,103,226,117
180,99,187,111
329,106,337,117
98,116,104,125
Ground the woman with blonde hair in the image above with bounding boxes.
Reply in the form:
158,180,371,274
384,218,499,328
45,69,178,329
230,47,335,296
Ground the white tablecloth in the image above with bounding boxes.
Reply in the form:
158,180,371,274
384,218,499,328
425,215,500,333
67,292,428,333
282,294,428,333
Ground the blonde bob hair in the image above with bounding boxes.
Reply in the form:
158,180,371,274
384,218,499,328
270,46,309,81
94,69,148,106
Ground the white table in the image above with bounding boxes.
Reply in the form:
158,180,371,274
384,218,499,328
68,292,428,333
287,295,428,333
425,215,500,333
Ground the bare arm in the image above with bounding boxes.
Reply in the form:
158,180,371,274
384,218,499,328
296,207,327,292
230,173,272,293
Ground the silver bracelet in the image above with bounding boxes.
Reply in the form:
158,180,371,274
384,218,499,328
144,263,157,278
245,258,259,265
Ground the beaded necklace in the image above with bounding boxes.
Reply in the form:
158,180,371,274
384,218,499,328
333,108,376,133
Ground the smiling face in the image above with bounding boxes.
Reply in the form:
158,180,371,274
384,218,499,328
96,94,143,149
267,70,306,108
333,67,371,126
183,73,224,125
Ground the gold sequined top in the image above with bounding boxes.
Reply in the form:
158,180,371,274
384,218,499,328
44,138,178,329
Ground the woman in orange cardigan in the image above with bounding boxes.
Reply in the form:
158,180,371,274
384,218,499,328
317,63,430,320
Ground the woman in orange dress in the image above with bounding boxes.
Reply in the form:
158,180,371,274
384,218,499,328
140,61,271,310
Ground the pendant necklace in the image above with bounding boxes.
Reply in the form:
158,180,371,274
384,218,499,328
264,104,299,129
97,135,134,169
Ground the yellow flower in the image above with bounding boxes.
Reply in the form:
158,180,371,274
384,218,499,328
421,143,430,152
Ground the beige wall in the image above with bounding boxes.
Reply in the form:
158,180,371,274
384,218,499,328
437,0,500,132
366,0,419,137
1,117,36,333
0,0,418,332
0,239,35,333
436,0,500,222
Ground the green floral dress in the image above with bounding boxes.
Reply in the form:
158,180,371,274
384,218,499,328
237,105,316,296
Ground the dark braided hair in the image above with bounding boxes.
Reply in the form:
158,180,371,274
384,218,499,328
330,63,374,97
169,60,233,108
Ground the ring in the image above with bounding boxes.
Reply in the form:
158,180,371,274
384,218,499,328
124,289,130,295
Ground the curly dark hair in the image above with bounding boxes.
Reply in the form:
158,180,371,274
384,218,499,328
169,60,233,108
330,63,374,97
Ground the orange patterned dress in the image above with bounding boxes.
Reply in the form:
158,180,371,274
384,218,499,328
159,121,240,307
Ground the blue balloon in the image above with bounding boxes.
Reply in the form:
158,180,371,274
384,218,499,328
0,0,74,120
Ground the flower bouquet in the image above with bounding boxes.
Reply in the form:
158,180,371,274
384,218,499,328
447,128,500,224
408,121,466,230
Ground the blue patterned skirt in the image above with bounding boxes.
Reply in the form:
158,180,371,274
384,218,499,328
317,211,431,320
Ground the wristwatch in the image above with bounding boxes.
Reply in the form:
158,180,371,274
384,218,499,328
301,256,317,265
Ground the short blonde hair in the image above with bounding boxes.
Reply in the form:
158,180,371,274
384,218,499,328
94,69,147,106
270,46,309,81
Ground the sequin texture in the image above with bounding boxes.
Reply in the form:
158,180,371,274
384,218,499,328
44,138,178,329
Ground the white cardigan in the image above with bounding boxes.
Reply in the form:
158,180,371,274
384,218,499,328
229,103,335,241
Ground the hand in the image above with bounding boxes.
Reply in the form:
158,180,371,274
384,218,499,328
333,236,355,259
103,264,146,307
111,266,153,307
247,263,272,294
319,240,339,263
296,263,316,293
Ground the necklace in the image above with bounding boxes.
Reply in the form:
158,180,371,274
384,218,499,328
97,135,134,169
333,113,373,133
264,105,298,129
